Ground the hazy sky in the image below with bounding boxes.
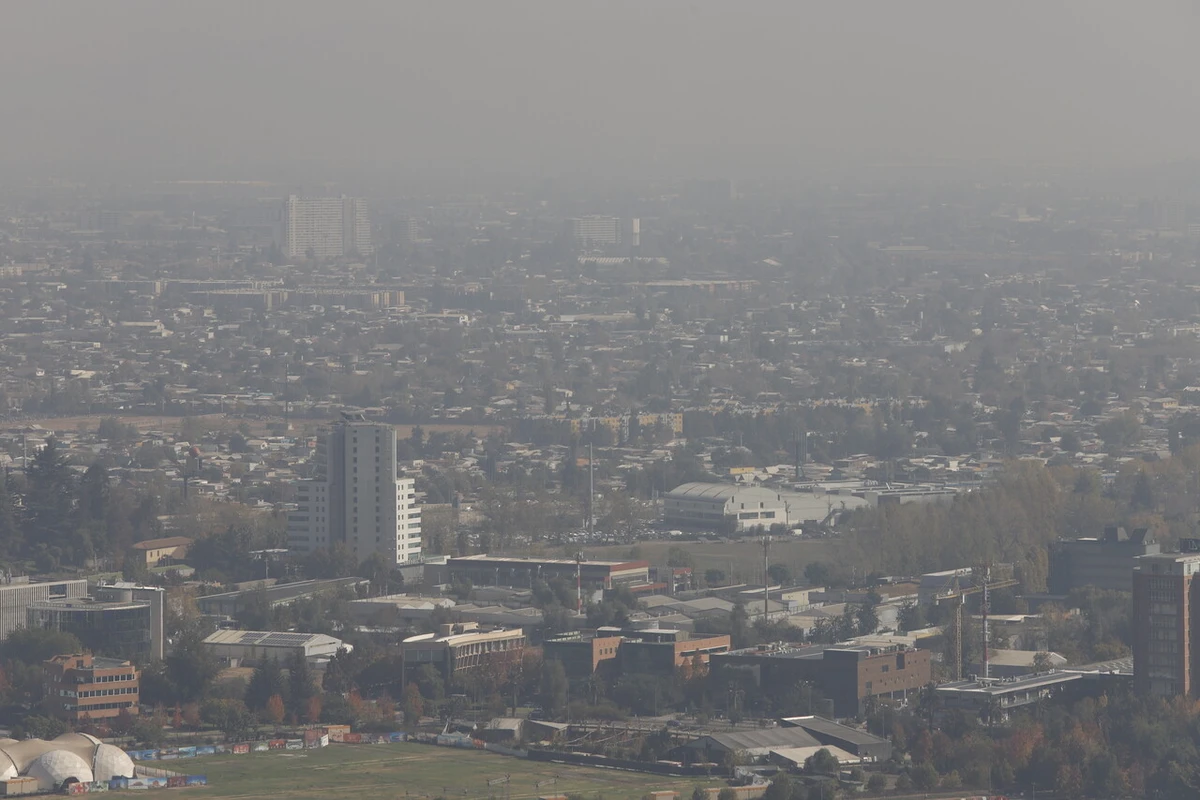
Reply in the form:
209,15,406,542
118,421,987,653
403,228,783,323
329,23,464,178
2,0,1198,182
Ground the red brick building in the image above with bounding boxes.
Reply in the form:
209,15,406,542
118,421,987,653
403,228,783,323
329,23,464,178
44,653,140,722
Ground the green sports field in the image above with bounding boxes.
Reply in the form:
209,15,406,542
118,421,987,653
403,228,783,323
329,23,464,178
138,744,723,800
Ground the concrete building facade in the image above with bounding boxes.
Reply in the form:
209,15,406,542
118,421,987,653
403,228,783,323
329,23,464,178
1049,526,1158,595
711,643,931,717
43,654,139,722
1133,551,1200,698
0,579,88,641
284,195,372,259
288,415,422,565
400,622,526,679
662,482,789,531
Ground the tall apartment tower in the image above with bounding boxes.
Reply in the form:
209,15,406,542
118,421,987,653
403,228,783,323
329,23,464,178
287,415,421,566
1132,550,1200,697
283,195,373,259
567,216,639,248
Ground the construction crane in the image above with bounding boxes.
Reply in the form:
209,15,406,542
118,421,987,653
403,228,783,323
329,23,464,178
935,567,1019,681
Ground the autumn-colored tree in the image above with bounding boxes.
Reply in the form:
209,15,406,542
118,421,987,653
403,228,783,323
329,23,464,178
172,707,183,729
376,693,396,725
182,702,201,729
347,689,370,725
304,695,322,725
402,683,423,727
265,694,285,726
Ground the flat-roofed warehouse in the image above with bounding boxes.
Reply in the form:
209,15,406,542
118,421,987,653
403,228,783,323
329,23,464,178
202,630,346,667
445,555,649,591
663,482,789,531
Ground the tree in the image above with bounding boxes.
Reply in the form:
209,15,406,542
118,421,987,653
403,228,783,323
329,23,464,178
856,601,880,636
1032,651,1055,674
910,763,939,791
402,682,423,726
165,628,220,703
866,773,887,793
201,698,254,741
245,658,287,711
667,546,695,569
717,790,738,800
265,693,285,725
287,650,316,711
304,695,322,725
730,600,750,649
767,563,792,586
541,660,569,721
762,774,792,800
704,568,726,586
804,748,840,776
897,600,925,633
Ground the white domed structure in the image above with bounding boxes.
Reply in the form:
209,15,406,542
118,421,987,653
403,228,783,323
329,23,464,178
56,733,103,748
25,750,94,792
91,744,135,781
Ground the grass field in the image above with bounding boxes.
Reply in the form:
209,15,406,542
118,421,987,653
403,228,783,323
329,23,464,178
140,744,722,800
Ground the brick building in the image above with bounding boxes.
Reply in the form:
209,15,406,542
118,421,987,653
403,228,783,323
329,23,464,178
543,628,730,679
1133,551,1200,697
43,653,140,722
710,643,931,717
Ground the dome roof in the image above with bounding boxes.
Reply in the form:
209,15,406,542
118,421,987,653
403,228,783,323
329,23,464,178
54,733,103,748
26,750,94,791
91,744,135,781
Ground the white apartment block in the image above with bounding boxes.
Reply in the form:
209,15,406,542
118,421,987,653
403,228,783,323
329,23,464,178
568,216,639,248
288,416,421,566
284,195,373,259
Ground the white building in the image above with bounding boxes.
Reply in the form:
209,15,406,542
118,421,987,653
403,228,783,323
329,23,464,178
287,414,422,565
568,216,639,248
284,195,373,259
202,629,346,666
662,482,789,531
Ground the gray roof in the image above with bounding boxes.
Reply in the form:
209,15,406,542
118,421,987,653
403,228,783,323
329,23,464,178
667,482,782,502
780,716,888,747
693,728,821,752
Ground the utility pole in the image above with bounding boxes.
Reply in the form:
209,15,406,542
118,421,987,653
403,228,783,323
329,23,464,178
982,564,991,680
587,442,594,539
762,535,771,619
575,551,583,614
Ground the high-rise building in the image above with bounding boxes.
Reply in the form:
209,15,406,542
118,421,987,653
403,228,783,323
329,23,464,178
283,195,373,259
1132,551,1200,697
287,414,421,565
567,216,639,248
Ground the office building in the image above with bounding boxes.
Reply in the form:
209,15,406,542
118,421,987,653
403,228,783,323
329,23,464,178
662,482,789,531
711,643,931,717
401,622,526,680
1133,551,1200,697
543,627,730,679
287,414,422,565
1049,526,1158,595
444,555,649,594
283,195,373,259
43,653,140,722
27,596,155,663
567,216,639,248
0,578,88,641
